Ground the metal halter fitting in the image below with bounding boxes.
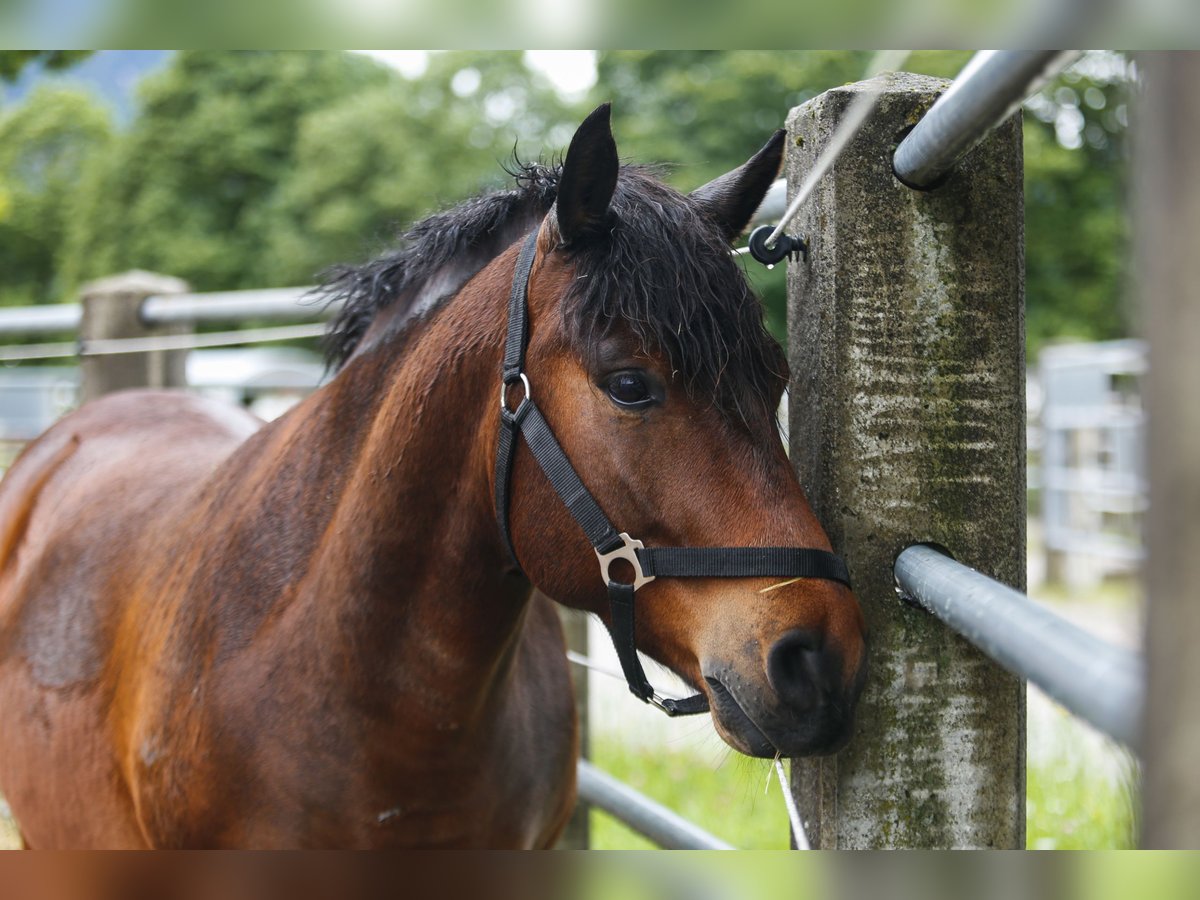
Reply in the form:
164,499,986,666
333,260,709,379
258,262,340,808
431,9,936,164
495,232,852,716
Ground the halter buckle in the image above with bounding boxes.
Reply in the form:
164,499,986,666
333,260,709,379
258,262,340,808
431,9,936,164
596,532,655,591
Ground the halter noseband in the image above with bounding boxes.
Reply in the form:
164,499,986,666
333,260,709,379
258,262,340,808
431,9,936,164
495,232,851,716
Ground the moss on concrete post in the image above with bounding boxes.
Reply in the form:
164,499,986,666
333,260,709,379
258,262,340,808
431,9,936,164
786,73,1026,848
79,270,189,403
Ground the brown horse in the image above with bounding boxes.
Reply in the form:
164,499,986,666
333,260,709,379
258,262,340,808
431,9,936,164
0,105,866,848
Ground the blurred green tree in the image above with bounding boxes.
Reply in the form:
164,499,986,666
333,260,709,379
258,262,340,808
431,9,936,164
0,51,93,83
260,51,582,285
60,51,393,292
1022,54,1132,355
0,86,113,306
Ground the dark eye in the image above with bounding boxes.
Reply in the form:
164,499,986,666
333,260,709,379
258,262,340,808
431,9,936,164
605,371,653,408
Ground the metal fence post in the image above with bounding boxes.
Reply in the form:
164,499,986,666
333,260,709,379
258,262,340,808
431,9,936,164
786,73,1026,848
1139,50,1200,849
79,270,190,402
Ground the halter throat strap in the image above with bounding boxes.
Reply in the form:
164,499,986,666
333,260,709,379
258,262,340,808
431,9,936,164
495,232,851,717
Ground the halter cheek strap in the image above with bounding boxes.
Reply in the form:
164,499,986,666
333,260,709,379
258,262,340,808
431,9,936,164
495,232,851,717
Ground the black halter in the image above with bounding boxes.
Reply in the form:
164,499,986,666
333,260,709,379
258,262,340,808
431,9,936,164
495,232,851,716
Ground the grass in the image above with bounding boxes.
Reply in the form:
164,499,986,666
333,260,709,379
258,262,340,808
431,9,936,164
589,738,791,850
0,747,1139,851
1026,747,1139,849
587,736,1139,850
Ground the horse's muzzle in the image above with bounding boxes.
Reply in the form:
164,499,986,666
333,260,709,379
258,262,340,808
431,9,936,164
702,632,865,758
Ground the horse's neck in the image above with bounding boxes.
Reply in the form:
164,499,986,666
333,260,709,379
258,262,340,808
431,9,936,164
275,270,531,729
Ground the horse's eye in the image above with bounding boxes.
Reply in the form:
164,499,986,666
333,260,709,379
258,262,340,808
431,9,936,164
606,371,653,408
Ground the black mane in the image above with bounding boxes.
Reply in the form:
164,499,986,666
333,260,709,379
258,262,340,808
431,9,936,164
319,162,786,423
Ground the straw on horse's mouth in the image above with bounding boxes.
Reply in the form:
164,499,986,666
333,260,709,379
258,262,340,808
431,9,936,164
704,675,777,758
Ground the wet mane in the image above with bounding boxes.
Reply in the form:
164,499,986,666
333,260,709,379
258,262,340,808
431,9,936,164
320,162,786,422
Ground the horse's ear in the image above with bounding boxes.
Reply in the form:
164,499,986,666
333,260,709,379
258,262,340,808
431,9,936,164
555,103,618,246
690,130,786,243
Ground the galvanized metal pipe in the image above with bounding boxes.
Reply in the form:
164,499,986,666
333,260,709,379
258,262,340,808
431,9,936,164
141,287,331,324
893,50,1078,190
575,760,734,850
0,303,82,336
894,544,1144,748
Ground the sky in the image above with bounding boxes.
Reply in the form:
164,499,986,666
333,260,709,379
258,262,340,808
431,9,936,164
353,50,598,98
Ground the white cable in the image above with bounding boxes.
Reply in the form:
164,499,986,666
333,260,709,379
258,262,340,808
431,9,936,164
564,650,704,708
764,49,912,249
566,649,627,683
0,341,80,362
775,758,811,850
0,323,327,363
80,322,327,356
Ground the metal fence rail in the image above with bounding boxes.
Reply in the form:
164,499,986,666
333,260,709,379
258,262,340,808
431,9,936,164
142,287,328,324
0,304,82,336
894,543,1144,748
575,760,734,850
893,50,1078,190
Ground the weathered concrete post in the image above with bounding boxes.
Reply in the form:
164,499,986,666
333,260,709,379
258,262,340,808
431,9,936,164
557,606,591,848
1139,51,1200,850
786,73,1026,848
79,270,190,402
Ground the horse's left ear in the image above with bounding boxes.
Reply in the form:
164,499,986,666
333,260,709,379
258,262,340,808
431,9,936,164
690,130,786,243
556,103,619,246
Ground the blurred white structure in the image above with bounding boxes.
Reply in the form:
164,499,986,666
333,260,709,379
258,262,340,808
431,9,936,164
0,347,325,443
1036,339,1146,587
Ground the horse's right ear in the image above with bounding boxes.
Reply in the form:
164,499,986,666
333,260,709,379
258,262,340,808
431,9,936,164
555,103,618,246
690,130,785,243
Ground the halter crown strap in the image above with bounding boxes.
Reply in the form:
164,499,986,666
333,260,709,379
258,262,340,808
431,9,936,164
495,231,852,717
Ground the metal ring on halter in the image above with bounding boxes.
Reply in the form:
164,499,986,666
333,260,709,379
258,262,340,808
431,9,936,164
500,373,532,414
595,532,655,591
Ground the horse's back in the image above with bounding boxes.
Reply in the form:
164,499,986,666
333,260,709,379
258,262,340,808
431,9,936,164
0,390,260,847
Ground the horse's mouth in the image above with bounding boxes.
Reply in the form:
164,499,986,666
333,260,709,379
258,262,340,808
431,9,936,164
703,673,854,759
703,676,777,758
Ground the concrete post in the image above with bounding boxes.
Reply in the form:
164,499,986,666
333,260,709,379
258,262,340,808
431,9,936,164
79,270,190,402
557,606,591,848
1139,51,1200,850
786,73,1026,848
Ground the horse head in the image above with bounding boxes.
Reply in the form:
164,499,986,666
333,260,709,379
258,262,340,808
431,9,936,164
504,105,868,758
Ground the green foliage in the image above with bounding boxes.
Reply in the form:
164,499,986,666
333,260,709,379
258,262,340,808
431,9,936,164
55,51,583,294
0,86,113,305
260,51,582,285
1023,56,1133,355
60,51,393,292
1026,748,1138,849
0,51,92,83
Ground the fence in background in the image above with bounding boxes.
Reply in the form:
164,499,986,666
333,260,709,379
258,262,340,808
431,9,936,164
1037,339,1146,587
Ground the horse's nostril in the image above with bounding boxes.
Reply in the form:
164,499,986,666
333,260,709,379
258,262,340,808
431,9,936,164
766,630,826,713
